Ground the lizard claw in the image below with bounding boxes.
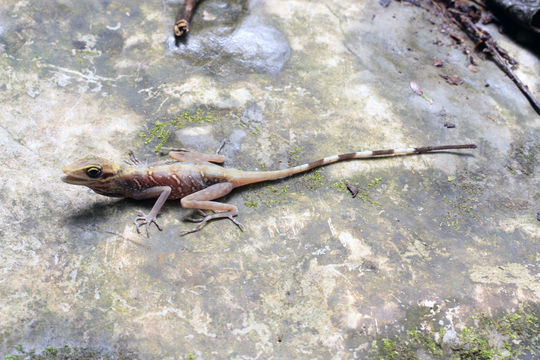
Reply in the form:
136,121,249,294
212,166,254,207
133,211,162,237
228,216,245,231
180,226,203,236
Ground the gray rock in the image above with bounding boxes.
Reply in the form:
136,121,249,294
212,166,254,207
167,11,290,75
1,0,539,358
442,329,461,349
224,15,290,75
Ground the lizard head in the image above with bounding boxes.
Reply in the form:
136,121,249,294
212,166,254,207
62,156,121,187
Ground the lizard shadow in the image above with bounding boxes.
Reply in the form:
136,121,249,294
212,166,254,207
64,198,158,227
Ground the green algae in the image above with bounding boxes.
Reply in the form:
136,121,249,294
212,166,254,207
506,141,539,176
442,173,482,229
332,177,383,205
242,184,290,209
288,145,304,165
330,181,348,192
138,108,221,152
238,118,261,136
370,304,540,360
302,169,324,190
4,344,139,360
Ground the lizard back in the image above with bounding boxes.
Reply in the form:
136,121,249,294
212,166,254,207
118,162,229,200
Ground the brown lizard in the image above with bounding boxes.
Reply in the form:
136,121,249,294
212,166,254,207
61,144,476,236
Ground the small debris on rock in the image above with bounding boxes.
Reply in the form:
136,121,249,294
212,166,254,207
410,81,433,104
379,0,392,7
468,64,479,73
72,40,87,50
410,81,423,95
408,0,539,114
444,122,456,128
440,74,464,85
481,11,499,25
449,32,465,43
346,183,359,198
433,58,443,67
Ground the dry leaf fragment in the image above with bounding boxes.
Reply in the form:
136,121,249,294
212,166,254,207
440,74,464,85
410,81,433,104
346,183,359,198
444,121,456,128
449,32,465,43
433,58,443,67
410,81,423,95
468,64,479,73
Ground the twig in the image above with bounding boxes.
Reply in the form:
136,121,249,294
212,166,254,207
174,0,200,40
417,0,540,115
447,8,540,115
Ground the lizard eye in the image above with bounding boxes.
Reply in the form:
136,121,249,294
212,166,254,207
86,166,103,178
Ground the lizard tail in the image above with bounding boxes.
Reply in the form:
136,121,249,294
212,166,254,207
229,144,477,187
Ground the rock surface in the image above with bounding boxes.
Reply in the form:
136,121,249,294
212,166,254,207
0,0,538,358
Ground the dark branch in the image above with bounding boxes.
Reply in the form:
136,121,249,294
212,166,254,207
408,0,540,115
446,7,540,115
174,0,200,40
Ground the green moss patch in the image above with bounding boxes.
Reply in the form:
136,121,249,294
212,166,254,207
4,344,139,360
332,177,383,205
370,304,540,359
242,184,290,209
138,108,221,152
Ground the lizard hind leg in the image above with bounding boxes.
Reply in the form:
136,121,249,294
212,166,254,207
125,150,144,166
179,182,244,236
165,148,226,164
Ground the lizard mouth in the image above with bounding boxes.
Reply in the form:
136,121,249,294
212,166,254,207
61,174,84,184
61,169,89,185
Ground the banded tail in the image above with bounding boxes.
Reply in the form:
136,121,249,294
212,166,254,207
229,144,477,187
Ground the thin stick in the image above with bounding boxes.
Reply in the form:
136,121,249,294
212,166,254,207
450,10,540,115
174,0,199,38
409,0,539,115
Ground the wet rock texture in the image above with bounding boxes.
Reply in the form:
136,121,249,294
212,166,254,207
0,0,538,358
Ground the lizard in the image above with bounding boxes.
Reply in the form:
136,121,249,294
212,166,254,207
61,143,476,236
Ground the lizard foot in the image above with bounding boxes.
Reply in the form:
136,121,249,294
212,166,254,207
134,211,162,237
180,211,244,236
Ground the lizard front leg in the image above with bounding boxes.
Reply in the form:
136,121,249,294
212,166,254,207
132,186,172,237
179,182,243,235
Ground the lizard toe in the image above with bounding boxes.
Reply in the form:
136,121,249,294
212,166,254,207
228,216,245,231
